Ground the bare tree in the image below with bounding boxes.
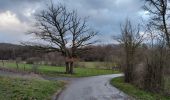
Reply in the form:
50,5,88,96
144,0,170,46
144,0,170,92
27,3,97,74
144,25,167,93
12,48,19,69
115,20,144,83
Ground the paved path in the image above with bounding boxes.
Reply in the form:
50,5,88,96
58,74,132,100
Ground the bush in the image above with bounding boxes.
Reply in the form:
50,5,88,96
31,64,39,73
26,57,41,64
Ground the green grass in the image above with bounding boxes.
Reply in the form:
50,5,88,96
1,61,119,77
77,61,116,69
110,77,170,100
0,76,64,100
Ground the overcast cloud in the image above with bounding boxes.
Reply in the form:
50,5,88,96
0,0,147,44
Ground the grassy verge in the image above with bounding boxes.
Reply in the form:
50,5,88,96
165,76,170,95
110,77,170,100
1,62,119,77
0,76,64,100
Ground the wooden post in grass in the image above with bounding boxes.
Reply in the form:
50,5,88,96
23,62,26,71
1,60,4,67
16,57,21,70
16,61,19,69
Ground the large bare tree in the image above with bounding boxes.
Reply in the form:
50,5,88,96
28,4,97,74
144,0,170,93
115,20,144,83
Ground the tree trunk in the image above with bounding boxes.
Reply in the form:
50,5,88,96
65,62,70,74
124,63,134,83
162,13,170,47
124,49,134,83
69,62,74,74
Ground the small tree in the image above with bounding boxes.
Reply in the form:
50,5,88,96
15,57,21,69
27,3,97,74
115,20,144,83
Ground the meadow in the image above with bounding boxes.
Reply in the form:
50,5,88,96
0,61,119,77
0,76,64,100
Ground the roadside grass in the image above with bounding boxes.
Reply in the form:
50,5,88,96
110,77,170,100
0,76,64,100
165,76,170,95
1,61,119,77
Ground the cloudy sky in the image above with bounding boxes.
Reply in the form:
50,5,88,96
0,0,148,44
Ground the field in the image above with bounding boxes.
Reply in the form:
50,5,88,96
0,76,64,100
76,61,116,69
110,77,170,100
0,61,119,77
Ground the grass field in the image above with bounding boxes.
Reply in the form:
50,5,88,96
110,77,170,100
0,76,64,100
0,61,119,77
76,61,116,69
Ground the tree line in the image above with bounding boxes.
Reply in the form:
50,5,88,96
0,43,122,64
115,0,170,94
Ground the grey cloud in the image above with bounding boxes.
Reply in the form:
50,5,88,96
58,0,144,43
0,0,146,44
0,0,45,22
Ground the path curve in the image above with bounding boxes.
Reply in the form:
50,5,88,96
57,74,132,100
0,70,132,100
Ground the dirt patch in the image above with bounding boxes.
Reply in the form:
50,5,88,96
0,67,43,79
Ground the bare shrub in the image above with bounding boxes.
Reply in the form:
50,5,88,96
114,19,144,83
133,63,145,88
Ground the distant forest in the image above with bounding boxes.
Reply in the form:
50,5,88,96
0,43,122,62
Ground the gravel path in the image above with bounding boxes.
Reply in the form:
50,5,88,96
57,74,132,100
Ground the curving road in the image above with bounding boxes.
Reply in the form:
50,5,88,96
0,70,132,100
57,74,132,100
